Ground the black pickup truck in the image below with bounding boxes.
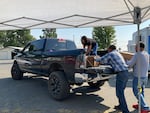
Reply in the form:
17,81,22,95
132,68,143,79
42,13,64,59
11,38,114,100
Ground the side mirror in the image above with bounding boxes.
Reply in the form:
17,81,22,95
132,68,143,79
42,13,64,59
12,49,23,59
14,49,22,53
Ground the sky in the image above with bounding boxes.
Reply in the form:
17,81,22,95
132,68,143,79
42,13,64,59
31,19,150,51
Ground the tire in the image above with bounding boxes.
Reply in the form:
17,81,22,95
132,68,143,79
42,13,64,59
48,71,70,100
88,80,105,88
11,62,23,80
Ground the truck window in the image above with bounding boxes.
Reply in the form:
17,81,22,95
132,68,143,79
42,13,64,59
31,39,45,51
23,39,45,53
45,39,76,52
66,40,77,49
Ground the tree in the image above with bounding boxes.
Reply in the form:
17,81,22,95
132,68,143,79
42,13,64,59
40,28,57,38
0,31,6,48
92,26,116,50
0,30,35,47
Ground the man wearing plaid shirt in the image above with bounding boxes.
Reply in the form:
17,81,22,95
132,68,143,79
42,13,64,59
95,45,130,113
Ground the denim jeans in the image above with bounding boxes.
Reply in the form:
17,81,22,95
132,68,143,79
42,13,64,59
91,43,98,55
116,70,130,113
132,76,150,110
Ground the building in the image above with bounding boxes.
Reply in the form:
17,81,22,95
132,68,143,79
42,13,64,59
0,46,22,60
128,27,150,53
127,27,150,71
127,40,136,53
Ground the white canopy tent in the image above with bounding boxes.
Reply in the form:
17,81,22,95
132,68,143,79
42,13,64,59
0,0,150,113
0,0,149,30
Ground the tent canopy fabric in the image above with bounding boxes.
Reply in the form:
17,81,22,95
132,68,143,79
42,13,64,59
0,0,150,30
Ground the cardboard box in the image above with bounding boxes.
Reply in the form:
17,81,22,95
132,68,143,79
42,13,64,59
120,52,133,60
86,56,100,67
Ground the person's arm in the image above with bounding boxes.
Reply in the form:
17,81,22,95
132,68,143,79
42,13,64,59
126,53,137,68
95,53,110,64
82,44,85,49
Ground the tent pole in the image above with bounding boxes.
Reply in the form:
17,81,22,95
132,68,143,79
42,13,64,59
137,22,141,113
134,6,141,113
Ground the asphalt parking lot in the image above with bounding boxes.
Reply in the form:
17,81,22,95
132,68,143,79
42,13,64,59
0,60,150,113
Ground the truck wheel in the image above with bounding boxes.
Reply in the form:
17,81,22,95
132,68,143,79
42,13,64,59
48,71,70,100
88,81,105,88
11,62,23,80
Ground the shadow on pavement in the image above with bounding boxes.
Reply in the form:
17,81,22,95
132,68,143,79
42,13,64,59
109,109,137,113
109,110,137,113
0,75,110,113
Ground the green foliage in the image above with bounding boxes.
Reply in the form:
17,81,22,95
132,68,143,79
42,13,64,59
0,30,35,47
92,26,116,50
40,28,57,38
0,31,5,47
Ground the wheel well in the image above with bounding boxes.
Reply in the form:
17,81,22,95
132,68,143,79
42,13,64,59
49,63,64,74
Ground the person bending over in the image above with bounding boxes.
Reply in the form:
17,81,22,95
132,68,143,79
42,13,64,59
95,45,130,113
81,36,98,55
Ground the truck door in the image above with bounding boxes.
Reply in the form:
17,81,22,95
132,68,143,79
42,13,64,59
19,39,45,73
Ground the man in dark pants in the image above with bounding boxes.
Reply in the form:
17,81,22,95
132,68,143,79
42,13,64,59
81,36,98,55
95,45,130,113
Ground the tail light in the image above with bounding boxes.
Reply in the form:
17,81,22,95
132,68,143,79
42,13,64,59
64,56,76,64
58,38,66,42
